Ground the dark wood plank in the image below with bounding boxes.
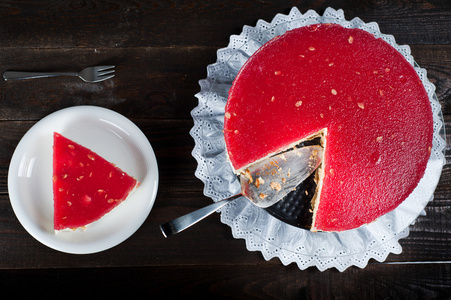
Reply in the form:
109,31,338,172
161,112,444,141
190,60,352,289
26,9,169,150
0,192,265,269
0,118,202,193
410,45,451,115
1,263,451,299
0,0,449,48
2,114,450,194
0,119,450,269
0,1,450,296
0,44,449,120
0,46,217,121
0,181,450,269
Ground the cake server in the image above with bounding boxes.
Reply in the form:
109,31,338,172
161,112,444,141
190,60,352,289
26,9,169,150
160,145,323,237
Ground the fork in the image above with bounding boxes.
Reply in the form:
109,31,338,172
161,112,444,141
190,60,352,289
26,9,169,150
3,65,115,82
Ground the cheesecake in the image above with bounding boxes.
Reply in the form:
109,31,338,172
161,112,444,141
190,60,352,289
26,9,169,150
53,132,137,231
223,23,433,231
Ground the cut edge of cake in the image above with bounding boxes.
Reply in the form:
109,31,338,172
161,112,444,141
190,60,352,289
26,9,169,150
310,128,327,232
227,126,328,232
229,130,326,176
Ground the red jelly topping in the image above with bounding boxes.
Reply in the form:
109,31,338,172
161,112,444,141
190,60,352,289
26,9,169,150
224,24,433,231
53,132,137,230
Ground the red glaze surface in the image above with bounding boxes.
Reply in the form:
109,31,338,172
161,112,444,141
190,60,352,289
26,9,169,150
53,132,137,230
224,24,433,231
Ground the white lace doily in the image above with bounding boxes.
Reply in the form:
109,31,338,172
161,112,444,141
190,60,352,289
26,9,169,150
190,7,446,271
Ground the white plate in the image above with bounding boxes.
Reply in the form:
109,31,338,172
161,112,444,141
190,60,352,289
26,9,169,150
8,105,159,254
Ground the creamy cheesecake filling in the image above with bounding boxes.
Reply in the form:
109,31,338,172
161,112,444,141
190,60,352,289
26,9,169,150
310,128,327,232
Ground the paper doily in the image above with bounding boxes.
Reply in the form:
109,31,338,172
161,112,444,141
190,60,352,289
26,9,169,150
190,7,446,271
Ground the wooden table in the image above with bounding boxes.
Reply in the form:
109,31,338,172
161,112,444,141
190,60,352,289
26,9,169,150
0,1,450,298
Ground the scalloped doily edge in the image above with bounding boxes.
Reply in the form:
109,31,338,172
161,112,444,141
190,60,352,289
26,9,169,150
190,6,446,272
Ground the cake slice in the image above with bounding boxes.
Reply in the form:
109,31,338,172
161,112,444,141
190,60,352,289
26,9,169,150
224,23,433,232
53,132,137,231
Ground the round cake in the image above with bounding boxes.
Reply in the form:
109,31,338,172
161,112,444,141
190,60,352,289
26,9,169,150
223,23,433,232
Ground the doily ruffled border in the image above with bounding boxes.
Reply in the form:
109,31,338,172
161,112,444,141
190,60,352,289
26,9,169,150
190,7,446,272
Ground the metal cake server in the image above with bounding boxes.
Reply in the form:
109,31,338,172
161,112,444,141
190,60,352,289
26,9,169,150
160,145,323,237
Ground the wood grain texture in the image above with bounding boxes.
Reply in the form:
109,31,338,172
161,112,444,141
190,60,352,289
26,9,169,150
0,45,448,120
0,0,450,298
0,0,449,48
1,264,451,299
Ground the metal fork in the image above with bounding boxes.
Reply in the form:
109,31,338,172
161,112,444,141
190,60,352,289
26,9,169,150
3,65,115,82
